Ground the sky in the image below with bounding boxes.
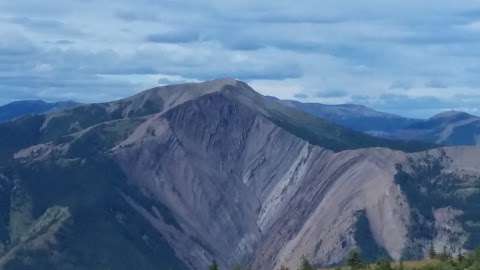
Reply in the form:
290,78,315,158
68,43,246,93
1,0,480,118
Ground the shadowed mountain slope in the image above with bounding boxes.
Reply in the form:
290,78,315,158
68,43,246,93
0,100,78,123
268,97,419,134
278,98,480,146
389,111,480,146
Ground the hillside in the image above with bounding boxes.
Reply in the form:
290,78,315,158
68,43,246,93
270,98,418,134
281,98,480,146
0,100,78,123
0,79,478,270
388,111,480,146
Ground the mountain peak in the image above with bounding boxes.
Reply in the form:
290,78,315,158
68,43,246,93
432,110,471,118
158,78,240,93
204,77,238,88
134,78,245,100
430,110,475,121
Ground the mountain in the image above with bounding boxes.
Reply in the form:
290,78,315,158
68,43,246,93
0,100,78,123
268,97,419,134
388,111,480,146
276,98,480,146
0,79,479,270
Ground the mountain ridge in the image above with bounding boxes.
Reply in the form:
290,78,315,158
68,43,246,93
275,97,480,146
0,79,479,270
0,100,78,123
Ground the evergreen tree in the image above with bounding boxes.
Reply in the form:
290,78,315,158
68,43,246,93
458,250,464,262
374,259,392,270
397,260,404,270
439,246,450,261
428,242,436,259
231,264,243,270
347,250,364,270
209,260,219,270
298,256,314,270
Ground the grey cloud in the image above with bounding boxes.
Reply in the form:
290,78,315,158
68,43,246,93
0,31,303,104
1,0,480,117
426,80,448,89
54,40,75,45
115,10,159,22
389,81,414,90
378,94,451,110
294,93,309,99
158,77,190,85
314,89,348,98
6,17,84,36
146,30,202,44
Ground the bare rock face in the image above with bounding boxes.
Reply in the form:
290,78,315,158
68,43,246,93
109,81,480,269
1,79,480,270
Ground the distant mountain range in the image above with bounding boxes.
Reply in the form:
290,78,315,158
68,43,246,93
270,97,480,146
386,111,480,145
0,100,78,123
0,79,479,270
269,97,419,133
5,97,479,147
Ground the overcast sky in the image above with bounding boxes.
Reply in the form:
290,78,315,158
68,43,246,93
1,0,480,118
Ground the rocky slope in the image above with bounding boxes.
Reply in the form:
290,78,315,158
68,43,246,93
0,79,479,270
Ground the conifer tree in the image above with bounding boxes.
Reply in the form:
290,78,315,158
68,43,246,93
347,250,364,270
298,256,314,270
428,242,436,259
398,260,404,270
209,260,219,270
374,259,392,270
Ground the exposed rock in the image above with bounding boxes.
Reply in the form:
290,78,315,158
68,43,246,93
1,79,479,270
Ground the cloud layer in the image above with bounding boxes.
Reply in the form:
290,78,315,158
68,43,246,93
1,0,480,117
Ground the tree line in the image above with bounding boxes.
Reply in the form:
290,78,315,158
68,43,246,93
208,248,480,270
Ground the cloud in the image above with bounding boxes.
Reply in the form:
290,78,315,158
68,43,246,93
54,39,75,45
314,89,348,98
5,17,84,36
294,93,309,99
425,80,448,89
115,10,159,22
389,80,414,90
0,0,479,118
146,30,202,44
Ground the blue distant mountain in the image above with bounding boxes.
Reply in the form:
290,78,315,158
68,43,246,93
0,100,79,123
269,97,480,146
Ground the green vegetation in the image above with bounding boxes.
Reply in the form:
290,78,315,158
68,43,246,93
265,103,436,153
353,211,389,262
299,256,315,270
394,152,480,255
333,248,480,270
347,250,366,270
0,156,188,270
207,248,480,270
210,261,220,270
0,115,44,165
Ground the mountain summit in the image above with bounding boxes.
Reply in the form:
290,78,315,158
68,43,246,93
0,80,479,270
